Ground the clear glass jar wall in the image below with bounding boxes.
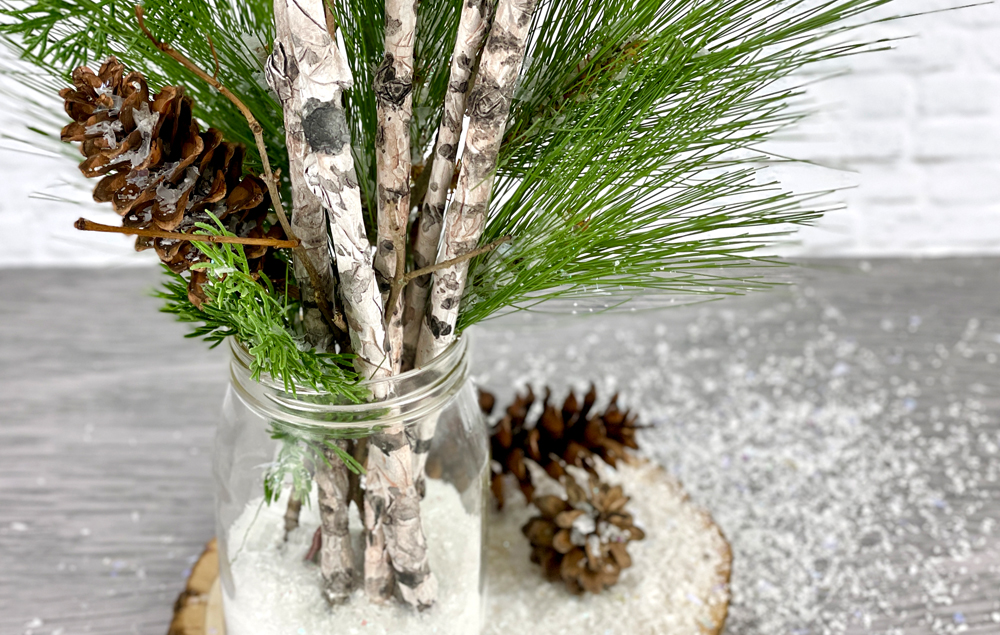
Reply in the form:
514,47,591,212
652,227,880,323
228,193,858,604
214,338,488,634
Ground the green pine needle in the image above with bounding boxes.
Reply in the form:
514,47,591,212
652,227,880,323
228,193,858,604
454,0,903,329
156,219,365,402
0,0,924,339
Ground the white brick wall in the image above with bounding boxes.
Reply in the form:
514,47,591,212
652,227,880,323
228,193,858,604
0,0,997,266
775,0,1000,256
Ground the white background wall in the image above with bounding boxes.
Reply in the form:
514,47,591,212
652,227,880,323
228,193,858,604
0,0,996,267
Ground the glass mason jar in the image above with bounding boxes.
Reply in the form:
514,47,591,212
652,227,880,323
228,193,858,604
214,337,488,634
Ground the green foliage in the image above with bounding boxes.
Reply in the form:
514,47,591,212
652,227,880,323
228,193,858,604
0,0,914,337
263,423,316,506
0,0,284,173
331,0,463,228
263,420,366,507
454,0,901,328
156,220,365,401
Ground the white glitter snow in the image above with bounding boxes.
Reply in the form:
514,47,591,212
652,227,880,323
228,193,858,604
223,461,729,635
484,460,731,635
224,479,482,635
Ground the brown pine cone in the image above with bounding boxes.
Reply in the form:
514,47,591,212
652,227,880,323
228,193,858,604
59,57,283,306
522,473,645,595
484,385,644,507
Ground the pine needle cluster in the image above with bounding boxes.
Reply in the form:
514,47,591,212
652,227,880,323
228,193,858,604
0,0,912,361
157,219,364,400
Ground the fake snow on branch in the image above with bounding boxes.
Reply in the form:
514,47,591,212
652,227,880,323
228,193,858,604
402,0,496,371
374,0,419,373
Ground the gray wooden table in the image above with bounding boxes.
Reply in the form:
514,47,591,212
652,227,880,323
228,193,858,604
1,259,998,635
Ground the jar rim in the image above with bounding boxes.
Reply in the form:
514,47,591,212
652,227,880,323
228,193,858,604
227,337,470,429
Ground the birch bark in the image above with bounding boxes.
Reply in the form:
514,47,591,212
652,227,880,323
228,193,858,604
272,0,434,608
276,0,388,379
270,0,391,602
373,0,418,373
411,0,537,485
264,3,336,353
416,0,536,366
267,0,359,602
401,0,495,371
314,442,355,604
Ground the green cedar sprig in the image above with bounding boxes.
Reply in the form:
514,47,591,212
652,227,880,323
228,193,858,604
156,219,365,402
263,421,366,507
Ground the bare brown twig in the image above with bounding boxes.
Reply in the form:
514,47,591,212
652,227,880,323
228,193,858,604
383,235,511,330
402,236,511,287
134,4,342,332
207,35,221,79
74,218,300,248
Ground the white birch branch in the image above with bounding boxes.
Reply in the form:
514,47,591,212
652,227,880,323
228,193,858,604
410,0,536,496
314,442,355,604
401,0,495,371
265,3,335,353
271,0,397,602
373,0,419,373
366,0,438,609
274,0,435,608
416,0,536,366
276,0,389,379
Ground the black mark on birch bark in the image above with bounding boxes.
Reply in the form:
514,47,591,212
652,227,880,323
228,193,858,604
438,143,457,162
422,202,445,227
486,27,522,55
385,16,403,37
467,82,507,126
396,567,431,589
428,314,453,338
302,98,351,155
438,270,462,291
372,432,408,455
374,53,413,109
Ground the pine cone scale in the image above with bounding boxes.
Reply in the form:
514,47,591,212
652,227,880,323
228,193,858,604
484,385,645,509
521,472,644,595
60,57,287,304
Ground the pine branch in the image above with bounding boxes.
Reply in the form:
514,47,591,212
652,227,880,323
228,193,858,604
0,0,285,172
157,221,364,400
458,0,902,329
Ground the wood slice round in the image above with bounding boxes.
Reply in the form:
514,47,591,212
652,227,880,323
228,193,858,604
172,462,731,635
168,539,225,635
